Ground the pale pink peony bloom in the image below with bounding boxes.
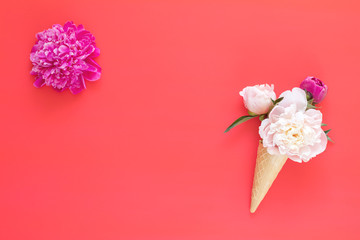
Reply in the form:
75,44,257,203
259,88,327,162
239,84,276,115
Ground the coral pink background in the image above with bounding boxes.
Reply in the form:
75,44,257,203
0,1,359,239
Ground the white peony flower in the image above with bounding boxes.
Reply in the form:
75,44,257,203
240,84,276,115
259,87,327,162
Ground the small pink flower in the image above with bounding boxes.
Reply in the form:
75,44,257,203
30,21,101,94
240,84,276,115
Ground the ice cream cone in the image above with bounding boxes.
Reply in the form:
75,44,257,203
250,141,287,213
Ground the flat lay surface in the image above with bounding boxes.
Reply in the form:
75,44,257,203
0,0,359,239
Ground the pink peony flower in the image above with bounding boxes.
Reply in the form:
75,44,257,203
259,88,327,162
239,84,276,115
30,21,101,94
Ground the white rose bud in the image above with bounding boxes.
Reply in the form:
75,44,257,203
239,84,276,115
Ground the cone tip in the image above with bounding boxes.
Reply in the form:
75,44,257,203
250,205,257,213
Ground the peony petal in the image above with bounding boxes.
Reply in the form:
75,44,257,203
287,154,302,163
259,119,270,140
267,146,281,156
54,87,66,92
58,45,69,53
279,87,307,112
76,29,91,39
63,21,75,31
86,58,101,72
83,70,101,81
33,77,45,88
31,45,40,53
304,109,323,127
69,76,86,94
79,45,95,59
268,105,285,123
86,64,97,73
308,130,328,158
77,24,84,31
90,47,100,58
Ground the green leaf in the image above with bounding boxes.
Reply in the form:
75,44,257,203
307,103,318,109
259,114,266,121
247,111,258,116
273,97,284,105
324,129,333,142
304,90,313,101
321,123,327,126
324,129,332,134
327,135,334,143
224,115,256,133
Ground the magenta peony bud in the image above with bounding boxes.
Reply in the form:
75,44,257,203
300,76,328,103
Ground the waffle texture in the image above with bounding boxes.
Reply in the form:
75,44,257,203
250,141,287,213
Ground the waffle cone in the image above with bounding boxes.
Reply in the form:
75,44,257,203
250,141,287,213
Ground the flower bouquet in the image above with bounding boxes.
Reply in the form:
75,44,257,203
225,77,332,213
